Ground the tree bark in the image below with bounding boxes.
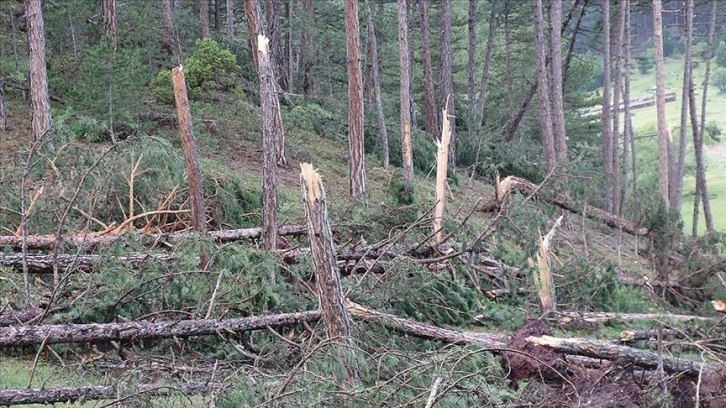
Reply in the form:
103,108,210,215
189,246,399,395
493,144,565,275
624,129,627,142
549,0,567,163
226,0,235,43
0,383,225,406
420,0,438,138
299,0,315,95
398,0,413,185
0,83,7,131
672,0,693,213
103,0,118,48
0,253,176,274
264,0,287,92
534,0,556,172
473,4,497,140
215,0,222,31
466,0,477,143
365,0,388,169
345,0,366,198
653,0,670,209
257,36,279,261
300,163,358,384
162,0,181,62
0,310,321,347
172,67,209,269
200,0,212,39
620,0,633,211
25,0,51,142
601,0,613,212
244,0,262,72
440,0,455,169
610,0,626,215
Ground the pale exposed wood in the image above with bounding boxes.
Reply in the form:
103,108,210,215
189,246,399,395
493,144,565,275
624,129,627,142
527,335,713,375
0,382,225,406
300,163,357,383
536,215,562,313
556,311,714,324
0,310,321,347
434,107,451,243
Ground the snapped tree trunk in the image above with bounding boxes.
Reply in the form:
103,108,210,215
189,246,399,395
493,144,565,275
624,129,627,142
171,66,208,268
534,0,555,172
25,0,51,142
653,0,670,209
440,0,455,169
345,0,366,198
420,0,438,138
365,0,389,169
398,0,413,185
257,36,279,262
300,163,358,385
434,108,452,243
200,0,212,38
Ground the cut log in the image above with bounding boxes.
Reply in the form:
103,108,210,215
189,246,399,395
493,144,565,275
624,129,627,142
0,253,175,273
0,382,225,406
0,225,309,250
346,300,507,348
619,328,682,342
0,310,320,347
556,310,714,323
526,335,713,375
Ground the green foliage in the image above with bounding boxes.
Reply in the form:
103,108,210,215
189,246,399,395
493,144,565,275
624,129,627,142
663,27,683,58
637,49,655,75
705,121,722,144
53,108,109,143
284,102,340,138
713,69,726,94
716,41,726,68
152,39,239,104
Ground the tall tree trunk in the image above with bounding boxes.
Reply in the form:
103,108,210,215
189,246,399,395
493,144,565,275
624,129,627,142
0,84,7,132
420,0,438,137
694,0,717,235
610,0,626,215
673,0,693,212
365,0,389,169
200,0,212,39
466,0,477,142
620,0,633,210
601,0,613,212
285,0,293,92
654,0,670,209
163,0,181,62
441,0,455,169
474,3,497,139
25,0,51,142
398,0,413,185
257,36,279,264
549,0,567,162
215,0,221,31
534,0,556,172
345,0,366,198
226,0,235,43
264,0,287,92
300,0,315,95
562,0,587,88
504,5,514,116
245,0,261,70
103,0,117,48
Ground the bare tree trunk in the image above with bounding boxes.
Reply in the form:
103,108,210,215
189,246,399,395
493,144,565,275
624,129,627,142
300,0,315,95
0,84,7,132
654,0,670,209
285,0,293,92
441,0,455,169
673,0,691,213
226,0,235,43
365,0,388,169
245,0,261,70
534,0,555,172
610,0,626,215
549,0,567,163
103,0,117,48
620,0,633,210
398,0,413,185
215,0,221,31
300,164,358,385
172,67,208,269
466,0,477,142
504,5,514,117
163,0,182,62
25,0,51,142
200,0,212,38
601,0,613,212
257,37,279,266
420,0,438,137
562,0,587,88
474,4,497,139
264,0,287,92
694,0,717,235
345,0,366,198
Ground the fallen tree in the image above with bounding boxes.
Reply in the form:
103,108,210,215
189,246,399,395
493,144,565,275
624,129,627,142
527,335,713,375
0,225,310,250
0,253,175,273
0,382,225,406
0,308,42,326
0,310,320,347
556,310,714,323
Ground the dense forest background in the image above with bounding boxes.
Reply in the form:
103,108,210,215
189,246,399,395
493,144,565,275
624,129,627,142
1,0,726,407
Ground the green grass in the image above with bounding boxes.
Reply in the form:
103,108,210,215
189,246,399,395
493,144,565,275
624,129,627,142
623,56,726,233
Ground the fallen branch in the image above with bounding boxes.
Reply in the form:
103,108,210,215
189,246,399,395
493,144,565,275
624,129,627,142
526,335,714,375
0,382,226,406
0,225,310,250
0,310,320,347
0,308,42,327
556,311,714,323
0,253,175,273
346,300,507,348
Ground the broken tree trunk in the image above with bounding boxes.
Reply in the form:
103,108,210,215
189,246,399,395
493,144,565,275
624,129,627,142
556,310,714,323
347,300,507,348
433,106,451,243
527,335,713,375
0,382,225,406
0,225,310,250
488,175,647,236
300,163,358,384
0,310,320,347
535,215,562,313
172,65,208,269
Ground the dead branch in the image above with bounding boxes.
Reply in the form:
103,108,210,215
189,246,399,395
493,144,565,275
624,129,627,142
556,310,714,323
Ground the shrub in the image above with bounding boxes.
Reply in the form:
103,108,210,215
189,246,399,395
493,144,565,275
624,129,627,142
716,41,726,68
637,49,655,75
713,69,726,94
705,121,722,143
